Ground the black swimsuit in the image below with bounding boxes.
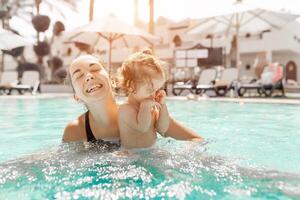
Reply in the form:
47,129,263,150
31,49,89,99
85,111,120,148
85,111,97,142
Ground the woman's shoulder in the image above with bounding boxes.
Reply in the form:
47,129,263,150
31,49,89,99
63,113,86,142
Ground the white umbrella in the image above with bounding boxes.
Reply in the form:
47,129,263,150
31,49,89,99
0,28,32,50
64,15,161,73
186,0,299,69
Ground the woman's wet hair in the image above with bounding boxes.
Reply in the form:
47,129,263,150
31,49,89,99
120,48,165,93
66,72,75,92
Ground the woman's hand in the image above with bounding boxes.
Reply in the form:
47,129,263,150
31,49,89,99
191,137,204,142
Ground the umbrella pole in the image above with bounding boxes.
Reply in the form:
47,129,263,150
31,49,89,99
236,13,240,78
1,20,4,73
89,0,94,22
108,39,112,76
0,53,4,73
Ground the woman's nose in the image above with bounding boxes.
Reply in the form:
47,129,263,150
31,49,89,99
85,74,94,82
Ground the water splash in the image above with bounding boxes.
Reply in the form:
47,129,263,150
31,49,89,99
0,140,299,200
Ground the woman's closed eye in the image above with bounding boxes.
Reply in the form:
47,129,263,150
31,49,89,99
91,69,100,73
74,73,84,79
91,67,101,73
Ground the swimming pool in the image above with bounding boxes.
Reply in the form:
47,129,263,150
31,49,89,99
0,98,299,199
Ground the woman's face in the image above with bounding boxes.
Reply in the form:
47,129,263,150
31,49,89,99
69,56,111,103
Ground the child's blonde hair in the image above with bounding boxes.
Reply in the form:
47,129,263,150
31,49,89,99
120,49,165,93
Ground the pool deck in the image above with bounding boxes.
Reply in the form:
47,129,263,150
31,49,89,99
169,96,300,105
1,93,300,105
0,93,73,99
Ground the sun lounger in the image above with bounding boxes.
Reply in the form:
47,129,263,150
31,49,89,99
9,71,40,95
237,64,285,97
261,79,284,97
172,80,195,96
0,71,19,95
237,81,262,97
172,68,217,96
195,68,217,95
214,67,239,96
237,81,284,97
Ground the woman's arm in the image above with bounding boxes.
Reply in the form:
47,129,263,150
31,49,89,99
154,90,170,135
156,104,170,135
62,116,85,142
164,117,203,141
153,90,202,140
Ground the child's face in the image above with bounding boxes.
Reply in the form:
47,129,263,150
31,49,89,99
133,75,165,101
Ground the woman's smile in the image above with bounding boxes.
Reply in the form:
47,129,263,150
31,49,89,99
86,83,103,93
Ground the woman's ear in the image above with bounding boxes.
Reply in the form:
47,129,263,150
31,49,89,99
73,94,81,102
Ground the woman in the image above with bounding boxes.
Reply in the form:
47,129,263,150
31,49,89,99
63,55,203,143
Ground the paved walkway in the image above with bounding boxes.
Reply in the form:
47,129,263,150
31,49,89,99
167,96,300,105
0,93,73,99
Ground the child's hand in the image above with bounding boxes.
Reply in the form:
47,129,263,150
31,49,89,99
141,98,161,110
154,90,166,105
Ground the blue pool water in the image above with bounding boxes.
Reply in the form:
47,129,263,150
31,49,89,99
0,98,300,199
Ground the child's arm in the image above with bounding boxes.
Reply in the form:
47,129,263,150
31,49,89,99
155,90,170,135
119,99,161,133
